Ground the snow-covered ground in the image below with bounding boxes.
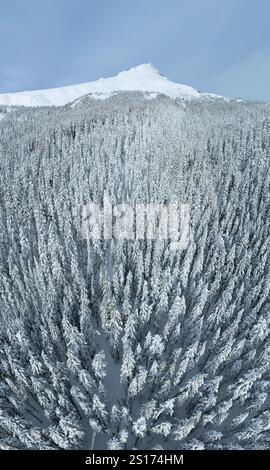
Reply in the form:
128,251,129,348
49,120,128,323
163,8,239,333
0,64,214,107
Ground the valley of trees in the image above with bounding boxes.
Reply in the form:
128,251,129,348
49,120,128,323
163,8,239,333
0,93,270,449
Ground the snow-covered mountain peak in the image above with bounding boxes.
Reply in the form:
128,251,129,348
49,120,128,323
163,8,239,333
117,63,164,78
0,64,206,107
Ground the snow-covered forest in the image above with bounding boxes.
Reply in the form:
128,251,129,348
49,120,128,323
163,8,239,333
0,93,270,450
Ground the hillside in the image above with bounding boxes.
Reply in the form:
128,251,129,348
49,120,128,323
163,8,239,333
0,64,212,107
0,90,270,450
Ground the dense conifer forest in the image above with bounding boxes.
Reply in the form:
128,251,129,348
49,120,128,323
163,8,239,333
0,93,270,449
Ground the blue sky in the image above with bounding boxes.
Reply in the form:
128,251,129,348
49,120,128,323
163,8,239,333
0,0,270,100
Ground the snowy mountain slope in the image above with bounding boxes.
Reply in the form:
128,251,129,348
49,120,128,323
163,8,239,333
0,64,210,107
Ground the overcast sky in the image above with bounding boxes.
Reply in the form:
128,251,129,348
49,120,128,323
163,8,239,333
1,0,270,100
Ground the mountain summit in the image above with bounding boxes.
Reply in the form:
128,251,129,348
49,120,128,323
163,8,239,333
0,64,205,107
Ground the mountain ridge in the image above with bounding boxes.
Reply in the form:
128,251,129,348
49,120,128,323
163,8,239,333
0,64,222,107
